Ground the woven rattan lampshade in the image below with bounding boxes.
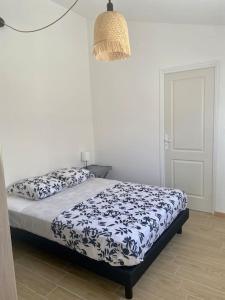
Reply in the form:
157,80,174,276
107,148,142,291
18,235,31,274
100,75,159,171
93,5,131,62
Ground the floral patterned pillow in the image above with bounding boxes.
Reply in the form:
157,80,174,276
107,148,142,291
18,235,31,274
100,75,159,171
49,167,94,188
7,175,66,200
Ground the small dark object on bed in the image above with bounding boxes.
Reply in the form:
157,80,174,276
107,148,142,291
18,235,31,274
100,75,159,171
11,208,189,299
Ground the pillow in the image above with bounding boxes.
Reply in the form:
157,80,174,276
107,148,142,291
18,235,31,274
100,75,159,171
7,175,66,201
49,167,94,188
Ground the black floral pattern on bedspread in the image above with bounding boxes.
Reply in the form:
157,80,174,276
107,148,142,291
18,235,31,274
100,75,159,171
51,182,187,266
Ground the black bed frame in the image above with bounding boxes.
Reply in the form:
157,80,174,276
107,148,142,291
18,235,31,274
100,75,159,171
11,208,189,299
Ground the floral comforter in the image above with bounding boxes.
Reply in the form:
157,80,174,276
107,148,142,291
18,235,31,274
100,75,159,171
51,182,187,266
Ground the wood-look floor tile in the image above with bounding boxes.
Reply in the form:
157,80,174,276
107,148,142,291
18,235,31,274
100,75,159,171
17,282,46,300
136,271,187,300
176,259,225,294
24,248,72,272
47,287,83,300
15,263,56,297
58,272,122,300
178,231,223,249
186,296,204,300
67,264,121,292
16,255,67,284
148,255,179,275
181,278,225,300
12,246,26,261
12,239,32,261
12,211,225,300
132,286,163,300
175,254,225,274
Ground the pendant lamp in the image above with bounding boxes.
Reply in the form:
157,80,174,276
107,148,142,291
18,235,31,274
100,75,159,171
93,0,131,61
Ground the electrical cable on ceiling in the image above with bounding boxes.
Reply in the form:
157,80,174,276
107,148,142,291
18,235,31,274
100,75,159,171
0,0,131,61
0,0,79,33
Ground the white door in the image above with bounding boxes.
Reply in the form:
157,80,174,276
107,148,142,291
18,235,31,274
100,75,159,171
0,153,18,300
164,67,215,213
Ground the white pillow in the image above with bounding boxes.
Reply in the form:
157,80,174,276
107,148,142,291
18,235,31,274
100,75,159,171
7,175,66,200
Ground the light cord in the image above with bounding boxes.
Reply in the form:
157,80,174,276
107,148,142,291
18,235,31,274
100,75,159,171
3,0,79,33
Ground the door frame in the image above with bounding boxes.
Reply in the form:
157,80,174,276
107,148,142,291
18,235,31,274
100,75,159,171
159,60,220,213
0,153,18,300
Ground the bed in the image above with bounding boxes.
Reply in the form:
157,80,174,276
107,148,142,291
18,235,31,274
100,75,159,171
8,177,189,299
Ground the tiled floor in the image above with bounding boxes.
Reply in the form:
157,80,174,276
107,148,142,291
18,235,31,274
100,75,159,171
13,211,225,300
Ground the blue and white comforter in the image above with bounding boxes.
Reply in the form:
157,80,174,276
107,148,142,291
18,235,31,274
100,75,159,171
51,182,187,266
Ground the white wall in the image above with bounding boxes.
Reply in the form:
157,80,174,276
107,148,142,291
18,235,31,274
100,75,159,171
1,3,225,213
0,0,95,185
88,21,225,213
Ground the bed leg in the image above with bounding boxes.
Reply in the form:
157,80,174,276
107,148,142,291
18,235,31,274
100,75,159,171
177,227,182,234
125,285,133,299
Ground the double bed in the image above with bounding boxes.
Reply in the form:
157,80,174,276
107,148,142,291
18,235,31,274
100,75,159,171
8,176,189,299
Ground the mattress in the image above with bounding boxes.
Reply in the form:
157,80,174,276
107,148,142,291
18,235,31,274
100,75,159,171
8,178,120,241
8,178,187,267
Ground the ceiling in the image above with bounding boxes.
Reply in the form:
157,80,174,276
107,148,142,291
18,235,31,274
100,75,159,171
53,0,225,25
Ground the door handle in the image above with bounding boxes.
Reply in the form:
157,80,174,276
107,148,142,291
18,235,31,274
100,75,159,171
164,138,172,143
164,134,172,143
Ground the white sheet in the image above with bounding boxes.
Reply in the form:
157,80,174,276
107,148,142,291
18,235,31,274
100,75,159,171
8,178,120,241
